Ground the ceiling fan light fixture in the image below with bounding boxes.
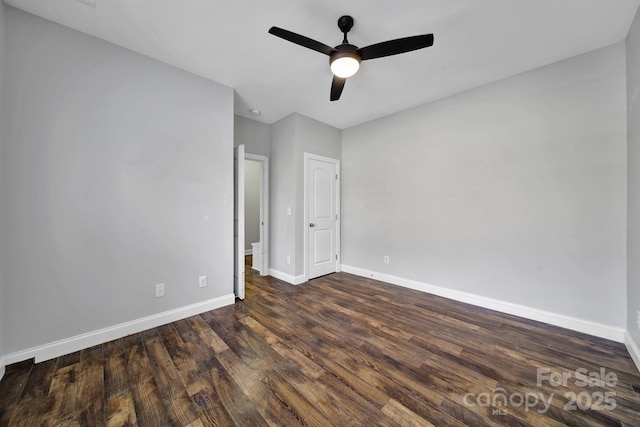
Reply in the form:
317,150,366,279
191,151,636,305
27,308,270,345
330,49,361,78
330,56,360,78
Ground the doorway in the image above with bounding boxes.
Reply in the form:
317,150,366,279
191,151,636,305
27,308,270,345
244,153,269,276
235,146,270,300
304,153,340,281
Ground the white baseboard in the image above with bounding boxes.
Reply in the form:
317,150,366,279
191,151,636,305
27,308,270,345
0,356,5,381
245,249,252,256
624,332,640,372
4,294,235,365
341,265,626,343
269,268,306,285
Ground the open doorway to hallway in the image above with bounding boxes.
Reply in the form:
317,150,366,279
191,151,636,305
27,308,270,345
244,154,269,277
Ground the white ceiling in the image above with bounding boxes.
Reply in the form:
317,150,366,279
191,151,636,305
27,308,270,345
5,0,640,129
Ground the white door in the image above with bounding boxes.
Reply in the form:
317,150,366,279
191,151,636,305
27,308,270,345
234,145,245,299
307,155,339,280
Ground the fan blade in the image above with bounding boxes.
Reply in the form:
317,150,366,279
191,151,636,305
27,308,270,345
268,27,334,56
358,34,434,60
330,76,346,101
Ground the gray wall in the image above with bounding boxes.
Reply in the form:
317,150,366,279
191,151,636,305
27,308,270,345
628,8,640,347
342,44,627,328
244,160,261,251
270,113,341,278
270,115,297,276
3,8,234,354
0,0,6,370
292,114,342,277
234,115,270,157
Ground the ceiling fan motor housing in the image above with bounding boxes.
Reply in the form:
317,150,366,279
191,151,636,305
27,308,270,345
330,44,361,65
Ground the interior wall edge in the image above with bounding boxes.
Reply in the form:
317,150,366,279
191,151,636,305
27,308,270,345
341,264,626,343
2,294,235,366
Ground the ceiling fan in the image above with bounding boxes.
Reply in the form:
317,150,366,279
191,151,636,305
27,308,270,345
268,16,434,101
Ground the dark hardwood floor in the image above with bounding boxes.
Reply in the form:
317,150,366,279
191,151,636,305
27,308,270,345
1,260,640,426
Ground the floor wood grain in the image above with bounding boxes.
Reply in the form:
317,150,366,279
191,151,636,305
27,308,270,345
1,264,640,426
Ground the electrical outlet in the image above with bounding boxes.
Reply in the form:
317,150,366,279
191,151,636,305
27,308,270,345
155,283,165,298
286,255,291,264
384,255,390,265
199,275,207,288
637,310,640,330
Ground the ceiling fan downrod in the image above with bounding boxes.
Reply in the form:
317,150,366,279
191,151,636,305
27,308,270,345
338,15,354,44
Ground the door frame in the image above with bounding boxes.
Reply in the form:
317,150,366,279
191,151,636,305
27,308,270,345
303,152,341,282
245,153,269,276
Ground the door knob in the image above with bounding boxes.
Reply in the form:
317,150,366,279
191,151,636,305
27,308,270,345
309,223,315,227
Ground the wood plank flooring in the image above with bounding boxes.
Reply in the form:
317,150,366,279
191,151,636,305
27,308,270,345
2,263,640,426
